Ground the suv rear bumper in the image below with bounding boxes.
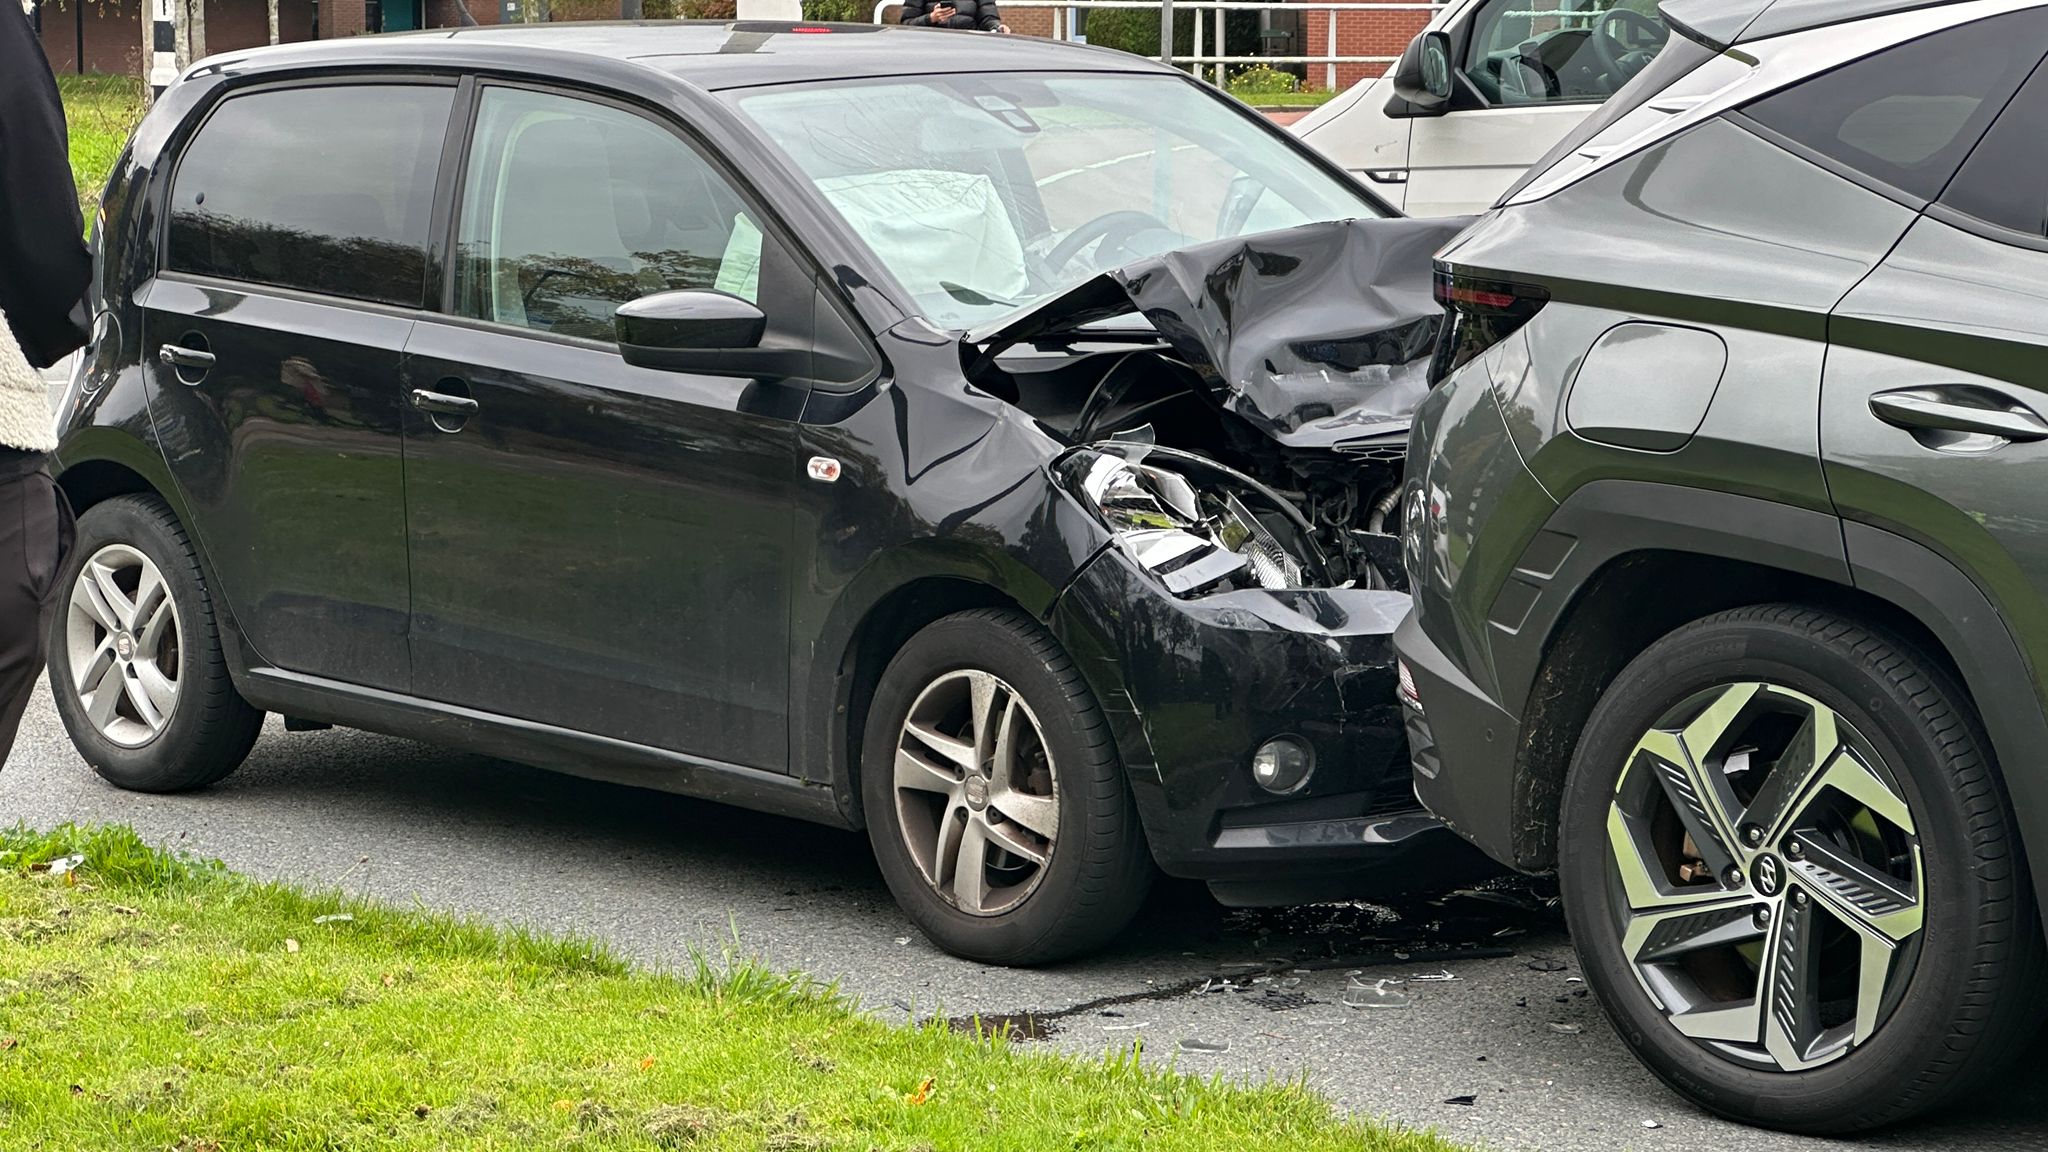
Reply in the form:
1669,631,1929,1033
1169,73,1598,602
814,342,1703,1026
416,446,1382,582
1392,609,1526,867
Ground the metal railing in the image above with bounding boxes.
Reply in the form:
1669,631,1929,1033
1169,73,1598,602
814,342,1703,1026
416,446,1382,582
870,0,1445,92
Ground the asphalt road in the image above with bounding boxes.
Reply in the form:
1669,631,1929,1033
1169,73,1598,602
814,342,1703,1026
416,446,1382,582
6,681,2048,1151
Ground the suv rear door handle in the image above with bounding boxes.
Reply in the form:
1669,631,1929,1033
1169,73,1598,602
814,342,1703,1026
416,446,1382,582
158,344,215,370
409,388,478,416
1869,386,2048,443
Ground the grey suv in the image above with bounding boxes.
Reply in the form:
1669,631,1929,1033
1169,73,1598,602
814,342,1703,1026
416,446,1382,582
1397,0,2048,1133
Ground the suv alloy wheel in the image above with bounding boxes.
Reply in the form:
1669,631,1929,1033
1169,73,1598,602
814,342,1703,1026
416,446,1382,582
1559,607,2044,1133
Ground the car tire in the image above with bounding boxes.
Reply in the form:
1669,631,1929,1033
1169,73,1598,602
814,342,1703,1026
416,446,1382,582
1559,604,2045,1134
862,608,1153,966
47,494,263,793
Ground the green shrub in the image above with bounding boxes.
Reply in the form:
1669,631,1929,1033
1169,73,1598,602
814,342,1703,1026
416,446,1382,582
802,0,871,19
1079,7,1192,58
1228,63,1299,95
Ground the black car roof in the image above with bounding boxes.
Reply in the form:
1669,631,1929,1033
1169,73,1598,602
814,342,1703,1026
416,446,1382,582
199,20,1168,90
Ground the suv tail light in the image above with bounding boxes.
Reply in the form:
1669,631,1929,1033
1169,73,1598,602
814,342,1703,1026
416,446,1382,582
1428,268,1547,386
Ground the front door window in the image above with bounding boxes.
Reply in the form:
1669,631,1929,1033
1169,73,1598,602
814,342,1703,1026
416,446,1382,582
452,86,774,344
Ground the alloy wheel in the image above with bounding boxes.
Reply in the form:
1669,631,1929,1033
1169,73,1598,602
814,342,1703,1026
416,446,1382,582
1606,681,1924,1072
65,543,183,748
892,669,1060,916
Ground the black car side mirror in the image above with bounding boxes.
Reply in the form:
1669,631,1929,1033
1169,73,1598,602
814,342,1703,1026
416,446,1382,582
615,290,805,379
1386,30,1454,118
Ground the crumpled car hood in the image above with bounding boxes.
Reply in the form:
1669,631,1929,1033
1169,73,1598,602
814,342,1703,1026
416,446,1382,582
966,215,1474,449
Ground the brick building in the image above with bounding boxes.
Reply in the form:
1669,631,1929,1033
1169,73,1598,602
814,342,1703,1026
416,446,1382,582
1301,0,1431,90
35,0,1423,91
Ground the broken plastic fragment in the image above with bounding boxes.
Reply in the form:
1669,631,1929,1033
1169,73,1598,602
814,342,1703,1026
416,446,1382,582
1177,1038,1230,1053
42,854,84,878
312,913,354,925
1547,1022,1583,1035
1642,1119,1663,1129
1342,977,1410,1010
1443,1094,1477,1106
1410,969,1459,982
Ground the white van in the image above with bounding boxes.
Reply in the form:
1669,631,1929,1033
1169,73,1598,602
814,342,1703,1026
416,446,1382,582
1290,0,1671,216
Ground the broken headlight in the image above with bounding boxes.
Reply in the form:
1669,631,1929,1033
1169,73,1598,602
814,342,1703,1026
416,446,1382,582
1058,444,1330,597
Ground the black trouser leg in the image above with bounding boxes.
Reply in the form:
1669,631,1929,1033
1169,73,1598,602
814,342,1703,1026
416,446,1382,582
0,468,70,766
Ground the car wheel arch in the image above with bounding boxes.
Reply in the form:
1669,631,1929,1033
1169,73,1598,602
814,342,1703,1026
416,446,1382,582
1496,483,2048,941
807,573,1040,831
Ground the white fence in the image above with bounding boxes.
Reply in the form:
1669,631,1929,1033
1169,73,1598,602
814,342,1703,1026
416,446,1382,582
870,0,1446,92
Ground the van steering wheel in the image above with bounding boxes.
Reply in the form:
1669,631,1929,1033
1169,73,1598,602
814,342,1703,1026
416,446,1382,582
1591,8,1665,87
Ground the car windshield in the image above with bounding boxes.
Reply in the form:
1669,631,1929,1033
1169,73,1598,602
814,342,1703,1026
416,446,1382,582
724,72,1388,329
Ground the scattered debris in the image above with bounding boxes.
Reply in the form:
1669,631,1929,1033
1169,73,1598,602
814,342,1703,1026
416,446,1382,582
312,914,354,925
1642,1119,1663,1130
1443,1095,1477,1106
1342,977,1410,1010
1547,1022,1583,1035
894,937,912,946
284,939,300,954
1178,1038,1230,1054
38,855,84,878
1410,969,1459,982
1100,1022,1149,1032
1525,958,1567,973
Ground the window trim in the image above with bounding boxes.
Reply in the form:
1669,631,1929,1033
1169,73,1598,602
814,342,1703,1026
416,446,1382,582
158,71,462,312
433,75,854,360
1924,201,2048,256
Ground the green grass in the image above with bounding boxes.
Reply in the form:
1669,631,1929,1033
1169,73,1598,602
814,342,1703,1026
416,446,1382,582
57,74,147,224
0,824,1465,1151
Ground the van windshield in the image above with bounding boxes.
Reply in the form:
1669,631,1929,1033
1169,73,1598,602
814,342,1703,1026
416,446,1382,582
725,72,1387,329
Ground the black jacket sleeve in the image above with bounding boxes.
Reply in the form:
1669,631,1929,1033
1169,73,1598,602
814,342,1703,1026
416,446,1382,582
897,0,934,25
972,0,1000,30
0,8,91,370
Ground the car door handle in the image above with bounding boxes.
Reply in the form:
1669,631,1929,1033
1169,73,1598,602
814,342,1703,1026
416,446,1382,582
409,388,478,416
158,344,215,370
1869,387,2048,443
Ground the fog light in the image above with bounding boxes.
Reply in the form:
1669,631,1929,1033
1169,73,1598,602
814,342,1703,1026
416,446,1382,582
1251,737,1314,794
1397,659,1421,706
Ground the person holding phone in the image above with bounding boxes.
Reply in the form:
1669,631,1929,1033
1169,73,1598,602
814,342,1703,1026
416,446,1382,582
898,0,1007,32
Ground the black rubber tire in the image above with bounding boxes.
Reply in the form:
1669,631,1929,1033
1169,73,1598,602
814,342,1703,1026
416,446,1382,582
47,494,263,792
863,608,1153,966
1559,605,2046,1134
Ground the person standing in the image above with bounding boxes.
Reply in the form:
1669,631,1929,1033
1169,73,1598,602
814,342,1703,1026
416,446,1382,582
897,0,1007,32
0,1,92,764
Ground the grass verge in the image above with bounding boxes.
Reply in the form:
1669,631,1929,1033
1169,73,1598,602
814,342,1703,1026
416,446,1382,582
57,74,147,224
0,824,1464,1151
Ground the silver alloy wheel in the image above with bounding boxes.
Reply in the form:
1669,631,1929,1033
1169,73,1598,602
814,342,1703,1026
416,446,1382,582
893,669,1060,917
1607,682,1924,1072
65,543,183,748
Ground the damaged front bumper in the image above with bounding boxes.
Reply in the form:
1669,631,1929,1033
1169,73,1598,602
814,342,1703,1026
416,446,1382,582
1048,545,1486,905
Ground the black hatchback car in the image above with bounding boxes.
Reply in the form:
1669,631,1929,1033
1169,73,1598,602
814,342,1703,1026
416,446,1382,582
51,21,1469,964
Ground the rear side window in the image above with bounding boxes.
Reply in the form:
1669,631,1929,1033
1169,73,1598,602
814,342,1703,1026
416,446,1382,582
1736,12,2048,202
166,84,454,307
1941,57,2048,239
